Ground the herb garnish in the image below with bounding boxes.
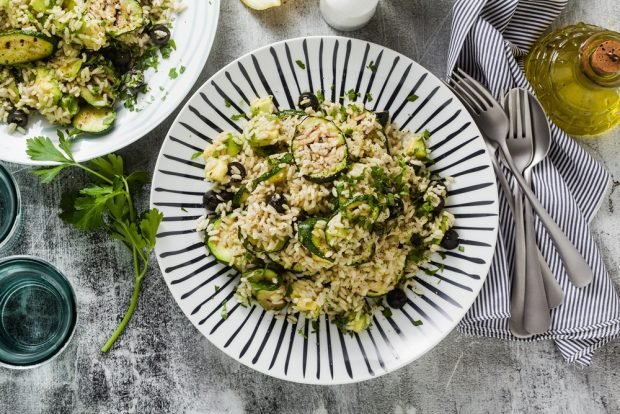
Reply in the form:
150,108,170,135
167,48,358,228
316,90,325,104
295,59,306,69
367,60,377,72
412,320,423,326
365,92,373,102
407,94,418,102
221,300,228,320
346,89,359,101
191,151,203,159
26,133,163,352
168,68,179,79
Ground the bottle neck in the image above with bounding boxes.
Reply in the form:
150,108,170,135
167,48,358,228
579,32,620,88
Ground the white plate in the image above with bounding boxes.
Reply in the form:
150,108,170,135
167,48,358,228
0,0,220,165
150,36,499,384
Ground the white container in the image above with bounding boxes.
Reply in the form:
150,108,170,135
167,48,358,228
320,0,379,31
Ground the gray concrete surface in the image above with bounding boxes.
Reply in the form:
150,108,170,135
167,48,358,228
1,0,619,413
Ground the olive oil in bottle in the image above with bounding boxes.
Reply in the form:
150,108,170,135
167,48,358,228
525,23,620,136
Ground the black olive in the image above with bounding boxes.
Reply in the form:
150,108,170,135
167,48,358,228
7,109,28,128
149,24,171,46
298,92,319,111
375,111,389,127
227,162,247,182
105,48,132,73
386,289,407,309
268,193,287,214
410,233,424,247
440,229,460,250
203,190,234,211
409,163,422,175
388,197,404,219
373,222,387,235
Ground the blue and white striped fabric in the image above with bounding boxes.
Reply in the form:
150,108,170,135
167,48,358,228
447,0,620,365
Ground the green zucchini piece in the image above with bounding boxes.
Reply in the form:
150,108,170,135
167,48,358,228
292,117,348,182
252,165,287,189
204,157,228,183
34,67,61,104
0,31,55,65
60,95,79,116
341,195,381,225
255,287,287,311
56,57,83,80
225,136,243,156
244,234,288,254
250,96,275,116
298,218,334,261
244,268,281,292
72,106,116,134
232,186,250,208
404,129,430,159
206,218,238,265
30,0,60,13
108,0,144,37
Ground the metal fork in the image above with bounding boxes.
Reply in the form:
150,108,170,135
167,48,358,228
505,89,550,335
448,68,594,289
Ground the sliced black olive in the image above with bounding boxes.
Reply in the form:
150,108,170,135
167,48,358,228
105,48,132,73
375,111,389,127
268,193,287,214
386,289,407,309
433,197,446,215
388,197,404,219
298,92,319,111
203,190,234,211
410,233,424,247
440,229,460,250
227,162,247,182
149,24,171,46
7,109,28,128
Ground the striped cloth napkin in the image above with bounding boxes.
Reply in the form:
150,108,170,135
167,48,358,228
446,0,620,365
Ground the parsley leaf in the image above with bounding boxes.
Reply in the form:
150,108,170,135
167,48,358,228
295,59,306,69
26,135,163,353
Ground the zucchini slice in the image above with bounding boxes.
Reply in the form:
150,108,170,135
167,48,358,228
251,165,288,189
341,195,381,227
108,0,144,37
206,218,239,265
325,212,375,266
72,106,116,134
244,233,289,254
244,268,282,292
0,31,55,65
292,117,348,182
298,218,334,261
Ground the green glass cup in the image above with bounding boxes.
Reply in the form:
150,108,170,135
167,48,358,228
0,164,21,254
0,256,77,369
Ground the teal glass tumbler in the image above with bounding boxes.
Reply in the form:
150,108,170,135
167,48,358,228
0,164,21,254
0,256,77,369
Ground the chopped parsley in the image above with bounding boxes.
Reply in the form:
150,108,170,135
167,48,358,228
179,65,186,74
224,100,232,108
168,68,179,79
214,285,221,292
180,207,188,213
346,89,359,101
412,319,423,326
231,113,245,121
221,300,228,320
295,59,306,69
191,151,203,159
316,90,324,104
407,94,419,102
365,92,373,102
160,39,177,59
382,307,393,318
297,327,307,338
311,320,319,334
367,60,377,72
458,245,465,252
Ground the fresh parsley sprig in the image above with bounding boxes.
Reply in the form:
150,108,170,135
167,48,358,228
26,132,163,352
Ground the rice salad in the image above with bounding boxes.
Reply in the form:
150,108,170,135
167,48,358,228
196,93,461,334
0,0,183,134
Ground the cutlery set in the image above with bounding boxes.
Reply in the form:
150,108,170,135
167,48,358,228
447,69,594,338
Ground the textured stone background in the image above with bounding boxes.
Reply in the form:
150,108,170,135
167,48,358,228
1,0,620,413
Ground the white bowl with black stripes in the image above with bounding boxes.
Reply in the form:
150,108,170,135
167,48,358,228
150,37,499,385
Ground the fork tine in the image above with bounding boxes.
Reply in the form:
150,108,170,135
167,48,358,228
444,80,477,114
455,68,496,107
521,89,533,139
452,72,488,111
507,90,516,139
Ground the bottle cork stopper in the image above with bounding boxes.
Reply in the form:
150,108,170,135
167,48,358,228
591,40,620,75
